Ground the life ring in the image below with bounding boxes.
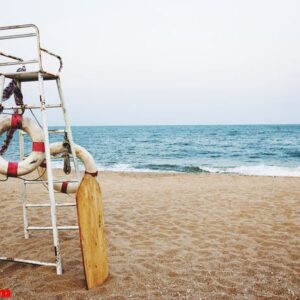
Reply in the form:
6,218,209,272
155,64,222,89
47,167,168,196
0,114,45,177
38,142,98,194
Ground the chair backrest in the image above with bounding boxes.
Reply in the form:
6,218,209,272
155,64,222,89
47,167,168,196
0,24,62,75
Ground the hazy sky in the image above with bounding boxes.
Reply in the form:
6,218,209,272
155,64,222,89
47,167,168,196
0,0,299,125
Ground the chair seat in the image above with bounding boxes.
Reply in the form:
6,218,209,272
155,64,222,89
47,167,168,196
0,71,58,82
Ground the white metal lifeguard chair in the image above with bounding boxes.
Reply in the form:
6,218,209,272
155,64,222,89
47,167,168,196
0,24,80,274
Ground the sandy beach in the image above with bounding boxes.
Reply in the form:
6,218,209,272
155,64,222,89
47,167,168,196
0,171,299,299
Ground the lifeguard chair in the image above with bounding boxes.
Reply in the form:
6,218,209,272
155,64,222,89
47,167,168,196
0,24,80,275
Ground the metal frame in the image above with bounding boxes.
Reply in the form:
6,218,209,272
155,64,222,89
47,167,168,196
0,24,80,274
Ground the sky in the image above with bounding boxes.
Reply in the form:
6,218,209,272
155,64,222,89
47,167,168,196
0,0,299,125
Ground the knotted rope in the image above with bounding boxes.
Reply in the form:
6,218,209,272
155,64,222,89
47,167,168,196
0,67,26,155
62,132,71,174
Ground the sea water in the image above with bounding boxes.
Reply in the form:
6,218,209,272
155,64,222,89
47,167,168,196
1,125,300,177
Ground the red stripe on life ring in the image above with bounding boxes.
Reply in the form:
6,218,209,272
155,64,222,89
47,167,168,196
7,162,18,177
32,142,45,152
61,181,69,193
85,171,98,177
11,114,22,129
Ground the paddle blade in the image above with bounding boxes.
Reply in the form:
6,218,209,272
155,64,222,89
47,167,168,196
76,174,109,289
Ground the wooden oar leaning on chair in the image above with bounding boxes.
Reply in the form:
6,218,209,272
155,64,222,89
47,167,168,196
77,173,109,289
38,141,109,289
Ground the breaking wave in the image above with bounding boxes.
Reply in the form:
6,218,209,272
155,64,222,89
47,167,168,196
96,163,300,177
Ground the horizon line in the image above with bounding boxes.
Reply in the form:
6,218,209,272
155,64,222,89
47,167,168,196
48,123,300,127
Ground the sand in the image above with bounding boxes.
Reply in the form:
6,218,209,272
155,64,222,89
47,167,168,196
0,171,299,299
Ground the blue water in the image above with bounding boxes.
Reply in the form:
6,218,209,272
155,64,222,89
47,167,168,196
1,125,300,176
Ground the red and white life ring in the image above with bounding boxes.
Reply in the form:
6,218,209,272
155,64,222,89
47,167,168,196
0,114,45,177
38,142,98,194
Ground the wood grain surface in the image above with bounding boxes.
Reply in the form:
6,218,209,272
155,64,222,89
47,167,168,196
76,174,109,289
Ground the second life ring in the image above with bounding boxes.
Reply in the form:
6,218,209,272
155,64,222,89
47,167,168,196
0,114,45,177
38,142,98,194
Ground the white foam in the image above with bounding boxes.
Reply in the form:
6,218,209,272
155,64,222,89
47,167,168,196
51,161,156,173
201,165,300,177
98,163,158,173
52,160,300,177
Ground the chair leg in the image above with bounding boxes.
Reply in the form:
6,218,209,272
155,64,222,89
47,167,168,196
38,72,63,275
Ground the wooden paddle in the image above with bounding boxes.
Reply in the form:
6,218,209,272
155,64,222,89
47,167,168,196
76,174,109,289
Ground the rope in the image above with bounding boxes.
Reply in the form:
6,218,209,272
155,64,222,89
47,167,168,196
17,167,47,182
62,132,71,174
0,67,26,156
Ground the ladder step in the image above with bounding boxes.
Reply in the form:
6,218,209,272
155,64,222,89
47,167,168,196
46,129,66,134
26,203,76,208
22,191,75,195
24,179,79,184
0,257,56,267
21,129,66,135
28,226,78,230
3,104,62,110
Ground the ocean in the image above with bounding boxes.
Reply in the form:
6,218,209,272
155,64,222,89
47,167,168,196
1,125,300,177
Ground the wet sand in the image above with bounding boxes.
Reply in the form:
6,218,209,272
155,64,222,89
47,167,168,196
0,172,299,299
